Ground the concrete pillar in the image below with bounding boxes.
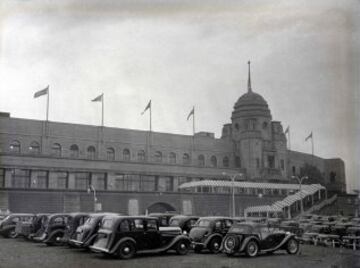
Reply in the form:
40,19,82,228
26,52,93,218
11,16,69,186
4,169,13,188
311,194,314,206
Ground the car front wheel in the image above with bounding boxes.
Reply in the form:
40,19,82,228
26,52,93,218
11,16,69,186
286,238,299,255
208,237,222,253
117,241,136,259
175,240,189,255
245,240,259,257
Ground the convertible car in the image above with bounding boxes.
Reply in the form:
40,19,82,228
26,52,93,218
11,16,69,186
221,222,299,257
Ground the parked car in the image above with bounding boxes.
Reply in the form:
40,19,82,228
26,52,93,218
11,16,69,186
148,212,179,227
28,214,49,241
15,213,49,239
189,217,235,253
169,215,199,235
341,226,360,250
221,222,299,257
301,225,331,245
69,213,119,248
33,213,72,246
60,213,89,245
0,213,35,238
89,215,191,259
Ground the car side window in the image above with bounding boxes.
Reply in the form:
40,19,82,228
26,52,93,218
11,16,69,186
54,217,64,224
133,219,144,231
146,219,158,231
160,217,167,226
215,220,221,229
224,219,233,228
189,219,197,226
119,220,131,232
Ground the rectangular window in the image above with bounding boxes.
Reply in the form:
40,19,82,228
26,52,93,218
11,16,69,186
53,172,68,189
74,172,90,190
173,176,188,192
268,156,275,168
36,171,48,189
256,158,260,168
114,174,140,191
94,173,107,190
280,160,285,170
12,169,31,188
0,169,4,188
140,175,155,191
157,176,173,192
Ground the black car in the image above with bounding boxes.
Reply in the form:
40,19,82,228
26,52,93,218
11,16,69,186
169,215,199,235
189,217,235,253
89,215,191,259
33,213,72,246
221,222,299,257
61,213,89,245
0,213,35,238
15,213,49,239
278,221,303,238
69,213,119,248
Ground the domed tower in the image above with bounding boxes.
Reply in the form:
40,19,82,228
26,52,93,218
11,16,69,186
222,61,287,181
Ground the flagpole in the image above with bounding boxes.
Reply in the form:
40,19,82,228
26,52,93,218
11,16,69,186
192,106,195,151
288,127,291,150
149,102,152,133
46,86,49,122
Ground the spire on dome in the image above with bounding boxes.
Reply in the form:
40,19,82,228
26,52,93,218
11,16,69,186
247,60,252,93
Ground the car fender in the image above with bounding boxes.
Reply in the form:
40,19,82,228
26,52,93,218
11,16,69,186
263,233,297,253
166,235,191,250
0,225,15,234
83,233,98,247
239,236,260,252
203,233,223,247
109,237,137,254
44,229,65,243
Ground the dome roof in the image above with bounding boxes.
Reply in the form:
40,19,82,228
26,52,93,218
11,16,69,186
232,91,272,119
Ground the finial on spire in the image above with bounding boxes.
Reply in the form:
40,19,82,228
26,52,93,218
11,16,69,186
247,60,252,93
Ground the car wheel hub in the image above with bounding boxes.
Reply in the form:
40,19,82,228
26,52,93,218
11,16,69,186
289,241,297,252
124,247,130,253
213,242,219,249
180,243,186,249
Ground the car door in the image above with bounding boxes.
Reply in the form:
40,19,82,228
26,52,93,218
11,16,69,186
144,219,161,249
130,219,147,250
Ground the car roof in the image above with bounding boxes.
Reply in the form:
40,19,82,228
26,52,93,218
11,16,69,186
198,216,233,221
8,213,35,217
102,215,158,221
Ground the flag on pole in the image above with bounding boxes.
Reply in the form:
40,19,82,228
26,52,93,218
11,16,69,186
141,100,151,115
305,132,313,141
284,126,289,135
92,94,103,102
34,86,49,98
187,107,194,120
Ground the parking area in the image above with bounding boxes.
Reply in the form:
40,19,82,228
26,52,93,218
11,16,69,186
0,237,359,268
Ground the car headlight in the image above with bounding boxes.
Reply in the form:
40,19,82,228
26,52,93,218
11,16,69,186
183,230,187,235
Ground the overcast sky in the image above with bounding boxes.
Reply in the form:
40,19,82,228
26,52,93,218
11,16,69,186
0,0,359,192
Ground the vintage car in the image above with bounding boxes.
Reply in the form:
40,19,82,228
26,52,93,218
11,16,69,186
69,213,119,248
148,212,179,227
221,222,299,257
15,213,49,239
169,215,199,235
89,215,191,259
189,217,235,253
341,226,360,250
60,213,89,245
0,213,35,238
33,213,73,246
301,225,331,245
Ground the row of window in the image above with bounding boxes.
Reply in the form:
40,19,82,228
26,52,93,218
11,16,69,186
6,140,230,168
0,168,289,196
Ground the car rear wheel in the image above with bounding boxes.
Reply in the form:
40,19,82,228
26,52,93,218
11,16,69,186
9,230,18,239
208,237,222,254
117,241,136,259
175,240,189,255
245,240,259,257
286,238,299,255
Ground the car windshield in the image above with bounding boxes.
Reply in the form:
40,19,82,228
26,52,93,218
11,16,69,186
196,219,211,227
102,218,115,229
230,225,253,234
170,219,180,226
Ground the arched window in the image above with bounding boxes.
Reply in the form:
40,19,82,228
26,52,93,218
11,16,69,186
87,146,96,160
137,150,145,161
106,147,115,161
70,144,79,158
198,155,205,167
154,151,162,163
123,149,130,161
210,156,217,167
183,153,191,165
29,141,40,154
51,143,61,157
169,152,176,164
9,140,21,153
223,156,229,167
